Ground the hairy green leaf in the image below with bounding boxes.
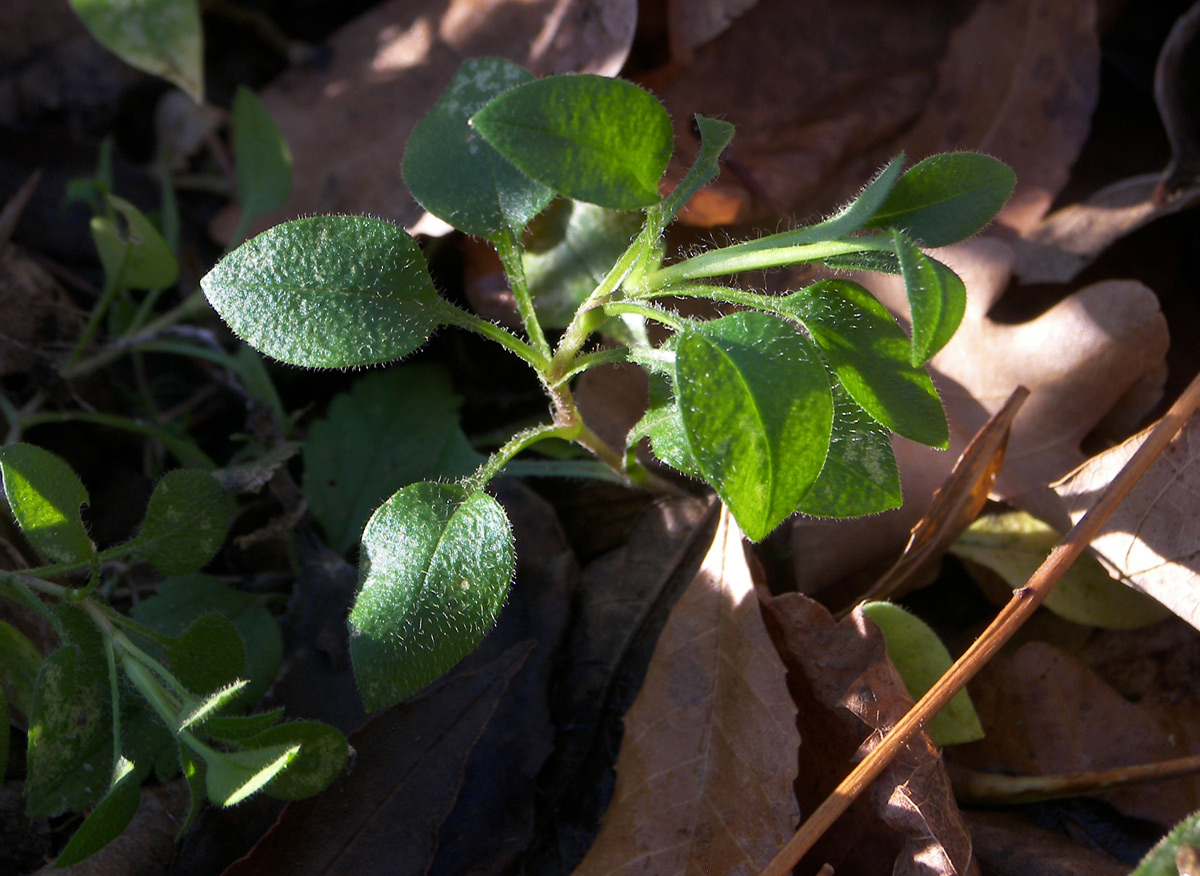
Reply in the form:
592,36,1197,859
894,231,966,365
797,383,901,517
660,114,736,221
675,312,833,541
951,511,1171,630
232,86,292,244
471,74,673,210
777,279,947,447
133,469,235,575
350,482,514,711
243,720,349,800
131,575,281,706
198,708,285,743
162,614,245,699
1130,808,1200,876
404,58,554,237
866,153,1014,246
201,742,299,807
523,199,643,328
861,601,984,747
0,443,94,565
69,0,203,101
303,366,483,555
201,216,443,368
53,757,141,868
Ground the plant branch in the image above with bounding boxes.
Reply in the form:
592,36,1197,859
644,237,893,287
435,300,549,370
759,367,1200,876
494,225,552,360
947,756,1200,806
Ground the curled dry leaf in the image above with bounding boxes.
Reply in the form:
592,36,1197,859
896,0,1100,234
792,237,1169,597
1049,412,1200,630
248,0,635,234
570,508,799,876
1014,2,1200,283
763,593,974,876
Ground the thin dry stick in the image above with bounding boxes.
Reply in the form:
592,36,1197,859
760,368,1200,876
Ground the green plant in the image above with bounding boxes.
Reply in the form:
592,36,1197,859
200,58,1015,712
0,445,348,867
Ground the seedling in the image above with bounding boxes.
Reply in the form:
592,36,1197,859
201,58,1015,711
0,446,348,866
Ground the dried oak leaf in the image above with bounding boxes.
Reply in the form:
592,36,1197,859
763,593,975,876
949,640,1200,827
247,0,635,233
896,0,1100,234
1049,412,1200,630
791,238,1169,597
569,508,799,876
1014,3,1200,283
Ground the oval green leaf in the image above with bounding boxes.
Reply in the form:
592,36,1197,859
797,382,901,518
403,57,554,237
91,196,180,291
894,231,966,365
0,443,94,565
350,482,514,711
162,613,245,698
232,85,292,244
778,279,947,447
53,757,141,868
243,720,349,800
303,366,483,555
200,216,443,368
675,312,833,541
134,469,235,575
950,511,1171,630
865,153,1015,247
860,601,985,747
69,0,203,102
471,74,673,210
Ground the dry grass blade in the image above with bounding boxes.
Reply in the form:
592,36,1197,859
759,367,1200,876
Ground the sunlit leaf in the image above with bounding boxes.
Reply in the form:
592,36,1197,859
403,57,554,237
675,312,832,541
350,483,514,711
894,231,966,365
471,74,673,210
860,601,984,746
0,443,94,565
201,216,443,368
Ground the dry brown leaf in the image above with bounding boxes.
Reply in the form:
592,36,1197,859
791,237,1169,597
247,0,635,234
896,0,1100,234
666,0,761,61
570,508,799,876
1013,174,1200,284
962,810,1128,876
649,0,968,226
1049,412,1200,630
0,244,83,377
763,593,975,876
950,640,1200,826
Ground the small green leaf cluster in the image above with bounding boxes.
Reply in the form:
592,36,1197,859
0,445,348,867
200,58,1014,712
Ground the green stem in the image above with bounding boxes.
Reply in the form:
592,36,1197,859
639,282,794,311
102,629,123,770
550,346,632,386
494,226,552,361
642,237,894,287
14,410,214,469
62,289,211,379
435,300,549,371
465,422,579,493
601,301,687,331
62,275,124,375
121,653,181,729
